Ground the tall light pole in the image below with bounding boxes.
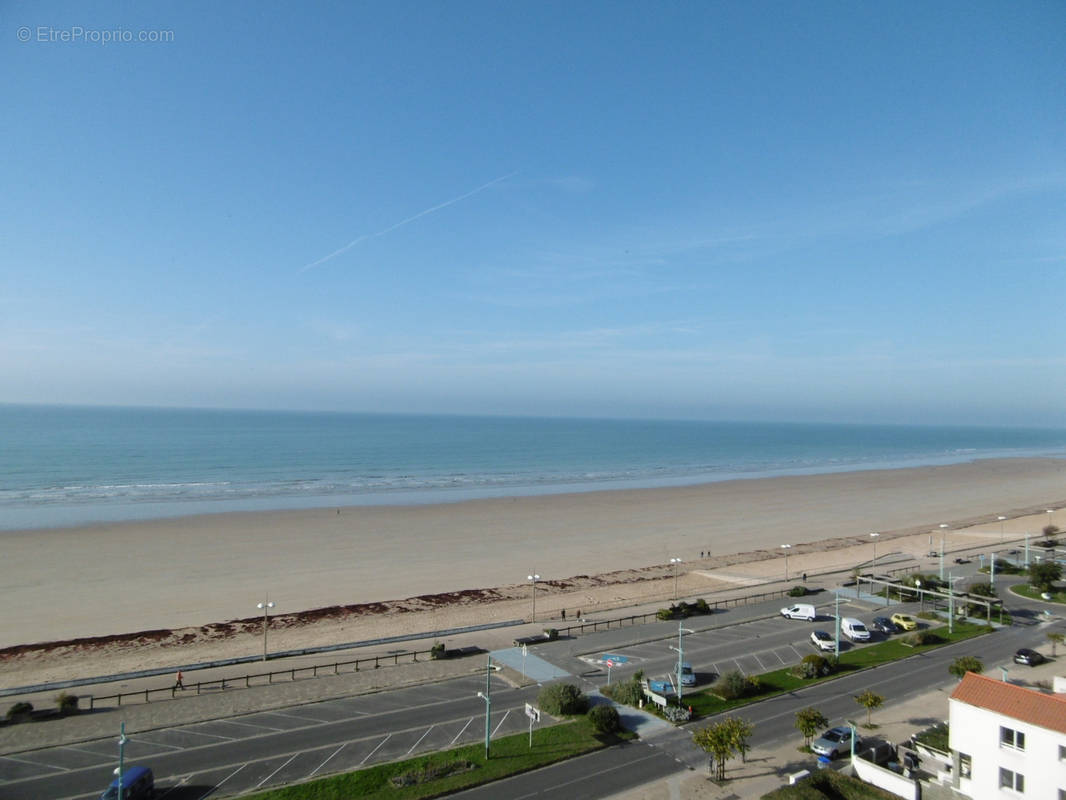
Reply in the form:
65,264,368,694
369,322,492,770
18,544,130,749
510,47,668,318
781,544,792,581
116,721,128,800
257,598,275,662
998,515,1007,544
870,532,880,571
939,524,949,581
1048,509,1057,535
476,655,492,759
669,621,691,707
669,558,682,599
527,573,540,622
834,590,841,657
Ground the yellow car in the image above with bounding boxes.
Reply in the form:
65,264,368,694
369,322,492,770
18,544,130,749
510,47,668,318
891,613,918,631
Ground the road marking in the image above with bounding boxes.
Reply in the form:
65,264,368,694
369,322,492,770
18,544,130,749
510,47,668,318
156,773,192,798
0,754,67,769
210,718,285,732
180,728,237,741
197,764,245,800
451,717,475,744
491,709,510,738
751,652,766,670
523,750,665,796
359,734,391,765
407,725,435,754
309,743,346,777
264,709,348,722
254,754,299,788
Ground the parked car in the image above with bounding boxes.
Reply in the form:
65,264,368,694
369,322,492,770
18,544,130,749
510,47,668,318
841,617,870,642
679,662,696,686
781,603,816,621
811,726,861,759
871,616,900,635
100,766,154,800
953,557,970,564
891,612,918,631
810,630,835,651
1013,648,1046,666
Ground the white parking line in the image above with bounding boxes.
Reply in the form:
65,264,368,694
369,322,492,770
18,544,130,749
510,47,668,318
751,652,766,670
451,717,475,745
309,743,346,777
0,754,67,769
491,709,510,738
789,644,803,660
254,754,298,789
156,773,192,798
181,728,237,741
262,710,342,723
197,764,245,800
407,725,435,754
359,734,392,766
210,718,285,732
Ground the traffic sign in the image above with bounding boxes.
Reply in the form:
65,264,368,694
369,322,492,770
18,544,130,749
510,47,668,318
525,703,541,722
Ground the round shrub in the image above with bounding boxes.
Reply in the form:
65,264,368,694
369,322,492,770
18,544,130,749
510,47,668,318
588,704,621,734
55,692,79,714
538,682,589,716
788,585,809,597
715,670,750,700
6,702,33,720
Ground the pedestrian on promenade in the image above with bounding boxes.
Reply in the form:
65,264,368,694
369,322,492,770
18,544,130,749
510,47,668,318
174,670,185,690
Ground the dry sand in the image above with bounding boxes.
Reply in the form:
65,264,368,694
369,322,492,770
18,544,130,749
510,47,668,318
2,457,1064,687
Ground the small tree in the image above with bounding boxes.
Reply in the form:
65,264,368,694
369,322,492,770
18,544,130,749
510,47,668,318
1043,523,1060,541
723,716,754,763
694,718,743,781
55,692,79,714
948,655,984,679
715,670,750,700
1048,632,1064,657
795,707,829,747
854,690,884,727
1028,561,1062,593
795,654,829,679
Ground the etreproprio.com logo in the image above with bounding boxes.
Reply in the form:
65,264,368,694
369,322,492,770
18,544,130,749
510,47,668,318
17,25,175,44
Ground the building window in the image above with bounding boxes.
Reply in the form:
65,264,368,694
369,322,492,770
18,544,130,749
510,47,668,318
999,768,1024,792
959,752,972,779
1060,744,1066,761
1000,726,1026,750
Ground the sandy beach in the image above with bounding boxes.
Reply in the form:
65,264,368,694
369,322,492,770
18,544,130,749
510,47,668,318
2,457,1065,687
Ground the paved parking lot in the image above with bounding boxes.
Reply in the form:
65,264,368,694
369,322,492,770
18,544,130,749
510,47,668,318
575,598,886,691
1,675,546,800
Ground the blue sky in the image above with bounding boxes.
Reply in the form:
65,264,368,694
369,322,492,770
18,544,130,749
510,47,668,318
3,1,1064,425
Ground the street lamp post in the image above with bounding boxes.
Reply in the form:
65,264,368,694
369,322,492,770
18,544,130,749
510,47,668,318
1049,509,1057,534
527,573,540,622
990,551,996,588
915,579,922,612
939,524,949,581
257,598,275,662
870,532,880,571
116,722,128,800
834,591,841,657
477,655,493,758
781,544,792,581
998,515,1007,544
669,558,682,599
668,621,692,707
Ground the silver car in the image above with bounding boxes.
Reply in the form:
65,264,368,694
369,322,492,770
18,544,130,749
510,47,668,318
811,726,860,759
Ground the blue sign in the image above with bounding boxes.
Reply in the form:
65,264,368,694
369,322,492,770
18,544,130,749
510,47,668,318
599,653,628,664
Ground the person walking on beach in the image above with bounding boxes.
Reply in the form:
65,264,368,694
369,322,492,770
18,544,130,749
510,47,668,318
174,670,184,690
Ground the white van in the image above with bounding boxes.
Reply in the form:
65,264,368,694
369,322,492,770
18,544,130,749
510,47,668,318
780,603,816,621
842,617,870,641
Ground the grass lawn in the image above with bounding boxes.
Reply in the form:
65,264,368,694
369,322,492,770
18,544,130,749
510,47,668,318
240,717,627,800
1010,583,1066,603
685,621,990,718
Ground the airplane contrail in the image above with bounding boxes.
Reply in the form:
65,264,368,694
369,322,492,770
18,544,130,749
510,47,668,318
299,171,518,273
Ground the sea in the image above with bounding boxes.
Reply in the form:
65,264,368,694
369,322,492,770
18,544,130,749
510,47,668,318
2,404,1066,531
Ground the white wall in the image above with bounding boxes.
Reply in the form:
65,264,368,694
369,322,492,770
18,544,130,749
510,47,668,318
949,698,1066,800
852,758,918,800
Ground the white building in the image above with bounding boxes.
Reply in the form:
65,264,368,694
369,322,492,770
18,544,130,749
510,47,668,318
948,671,1066,799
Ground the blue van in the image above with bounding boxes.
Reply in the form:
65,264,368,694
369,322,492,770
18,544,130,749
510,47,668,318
100,765,154,799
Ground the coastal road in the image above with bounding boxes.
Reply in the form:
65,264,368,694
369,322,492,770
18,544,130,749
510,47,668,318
3,572,1058,800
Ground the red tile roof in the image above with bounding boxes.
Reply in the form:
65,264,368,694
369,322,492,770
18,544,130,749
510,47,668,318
950,672,1066,735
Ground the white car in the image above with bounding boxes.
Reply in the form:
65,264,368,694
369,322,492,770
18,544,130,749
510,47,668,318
810,630,835,651
781,603,816,621
841,617,870,642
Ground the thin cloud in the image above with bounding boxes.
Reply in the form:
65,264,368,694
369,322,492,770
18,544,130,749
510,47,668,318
299,171,518,273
